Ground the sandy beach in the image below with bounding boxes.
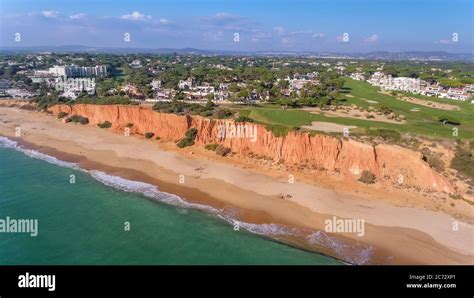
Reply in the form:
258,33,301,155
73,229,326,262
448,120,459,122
0,106,473,264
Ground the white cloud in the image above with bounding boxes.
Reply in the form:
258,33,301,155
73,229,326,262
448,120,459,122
312,32,325,38
203,31,224,41
215,12,230,18
41,10,59,18
121,11,151,21
437,39,452,44
274,26,285,35
70,13,86,20
365,34,379,43
200,12,256,31
254,31,272,38
159,18,169,25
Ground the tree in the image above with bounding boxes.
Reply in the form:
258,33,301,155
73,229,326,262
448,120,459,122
237,89,249,101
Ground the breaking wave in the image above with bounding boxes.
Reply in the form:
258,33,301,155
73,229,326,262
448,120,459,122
307,230,374,265
89,170,220,214
0,136,79,169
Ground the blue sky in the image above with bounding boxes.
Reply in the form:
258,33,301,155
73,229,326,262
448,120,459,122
0,0,472,52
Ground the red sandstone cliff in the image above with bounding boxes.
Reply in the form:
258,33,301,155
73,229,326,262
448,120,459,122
48,104,455,193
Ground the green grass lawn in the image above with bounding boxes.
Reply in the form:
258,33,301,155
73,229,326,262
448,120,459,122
340,79,473,139
234,79,474,140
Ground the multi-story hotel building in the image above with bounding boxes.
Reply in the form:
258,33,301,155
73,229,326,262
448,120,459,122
49,65,107,77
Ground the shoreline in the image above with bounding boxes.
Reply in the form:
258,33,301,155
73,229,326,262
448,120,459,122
1,106,473,264
0,135,374,264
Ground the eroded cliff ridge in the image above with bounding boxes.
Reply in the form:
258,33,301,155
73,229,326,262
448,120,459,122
49,104,454,193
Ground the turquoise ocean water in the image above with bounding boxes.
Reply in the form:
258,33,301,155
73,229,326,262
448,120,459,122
0,136,342,265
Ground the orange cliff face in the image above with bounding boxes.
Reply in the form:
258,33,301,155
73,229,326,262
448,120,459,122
48,104,455,194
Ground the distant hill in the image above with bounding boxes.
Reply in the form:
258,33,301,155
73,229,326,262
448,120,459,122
0,46,472,61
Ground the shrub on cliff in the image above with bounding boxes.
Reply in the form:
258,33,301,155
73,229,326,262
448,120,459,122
235,115,254,123
427,155,445,171
185,128,198,140
79,117,89,125
177,128,198,148
34,94,71,110
215,109,233,119
264,123,290,137
215,145,231,157
57,111,68,119
75,96,132,105
200,110,214,117
152,100,234,119
205,143,219,151
145,132,155,139
98,121,112,129
154,100,213,115
421,151,445,172
367,129,400,143
358,170,376,184
69,115,89,125
451,144,474,180
177,138,194,148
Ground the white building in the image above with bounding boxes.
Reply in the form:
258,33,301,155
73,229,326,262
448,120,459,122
420,84,443,96
214,90,229,101
368,72,471,101
178,78,194,89
150,79,162,90
195,85,215,94
381,77,421,93
367,72,386,86
350,72,366,81
287,73,320,95
130,60,141,68
49,65,107,78
444,88,470,101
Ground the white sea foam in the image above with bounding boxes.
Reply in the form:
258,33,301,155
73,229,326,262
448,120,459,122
0,136,19,148
235,221,300,237
89,170,219,214
307,230,374,265
0,136,79,169
23,149,79,169
83,171,305,247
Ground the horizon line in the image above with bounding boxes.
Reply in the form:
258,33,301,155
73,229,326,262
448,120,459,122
1,45,473,56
